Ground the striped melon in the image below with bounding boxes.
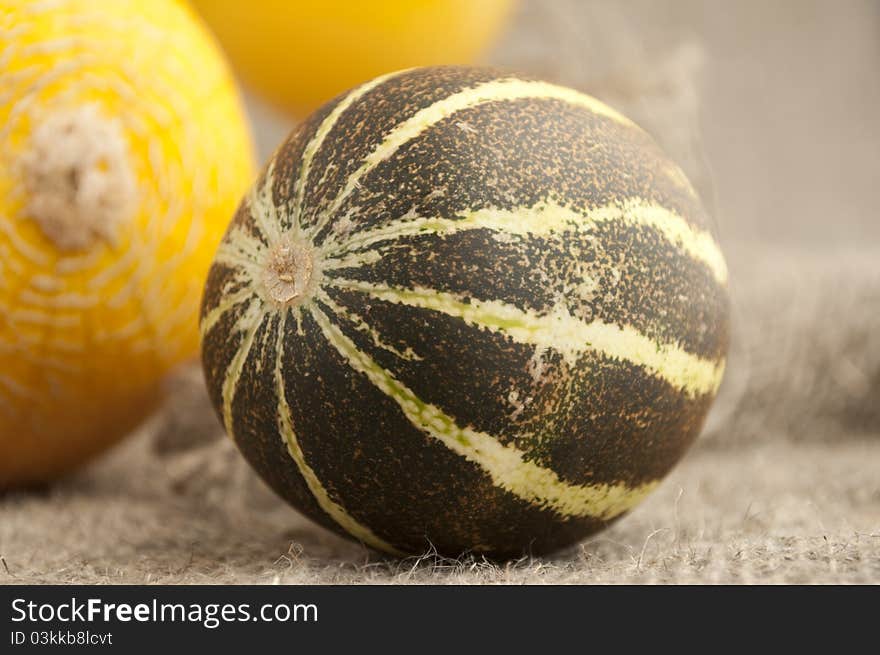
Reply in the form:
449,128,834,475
200,66,729,558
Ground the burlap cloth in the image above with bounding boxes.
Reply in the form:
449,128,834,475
2,0,878,584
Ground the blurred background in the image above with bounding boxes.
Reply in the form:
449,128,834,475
2,0,877,584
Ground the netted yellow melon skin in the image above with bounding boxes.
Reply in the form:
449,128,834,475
0,0,255,486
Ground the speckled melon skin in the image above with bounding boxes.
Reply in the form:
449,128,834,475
200,66,729,558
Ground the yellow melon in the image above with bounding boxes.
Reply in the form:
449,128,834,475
0,0,255,487
189,0,514,117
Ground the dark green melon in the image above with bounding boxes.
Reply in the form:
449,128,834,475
200,66,729,558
